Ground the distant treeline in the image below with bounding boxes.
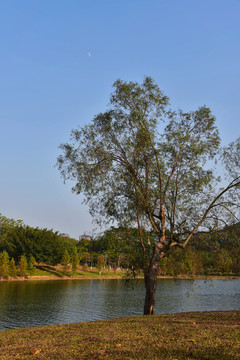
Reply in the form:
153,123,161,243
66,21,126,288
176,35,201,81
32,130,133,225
81,225,240,276
0,214,77,266
0,214,240,277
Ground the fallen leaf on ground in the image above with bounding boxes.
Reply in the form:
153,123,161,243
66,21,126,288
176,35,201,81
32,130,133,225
98,349,106,355
33,348,41,354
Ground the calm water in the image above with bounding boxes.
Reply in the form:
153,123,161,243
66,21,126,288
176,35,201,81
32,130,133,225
0,279,239,330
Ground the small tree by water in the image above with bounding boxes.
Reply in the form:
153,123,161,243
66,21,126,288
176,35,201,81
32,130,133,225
61,249,71,274
19,255,28,277
28,255,36,275
9,258,17,277
0,251,9,278
97,255,105,275
72,247,79,273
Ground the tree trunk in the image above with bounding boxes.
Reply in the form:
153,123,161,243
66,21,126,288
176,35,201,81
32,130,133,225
144,270,157,315
144,242,164,315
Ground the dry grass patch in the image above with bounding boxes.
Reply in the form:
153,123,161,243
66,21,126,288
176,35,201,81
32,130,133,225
0,311,239,359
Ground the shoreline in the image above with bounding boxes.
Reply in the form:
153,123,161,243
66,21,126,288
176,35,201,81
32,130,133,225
1,273,239,282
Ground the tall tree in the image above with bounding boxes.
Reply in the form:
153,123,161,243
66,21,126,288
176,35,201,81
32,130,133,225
57,77,240,315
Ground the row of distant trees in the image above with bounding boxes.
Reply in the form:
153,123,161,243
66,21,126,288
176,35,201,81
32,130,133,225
0,213,77,266
1,213,239,277
81,225,240,276
0,251,35,278
0,214,119,277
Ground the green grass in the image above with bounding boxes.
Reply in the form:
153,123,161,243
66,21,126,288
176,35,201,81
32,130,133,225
0,311,239,359
74,270,126,278
4,263,239,281
6,265,126,280
30,267,62,277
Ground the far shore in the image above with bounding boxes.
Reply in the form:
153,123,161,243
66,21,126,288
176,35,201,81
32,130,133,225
0,263,239,282
1,273,239,282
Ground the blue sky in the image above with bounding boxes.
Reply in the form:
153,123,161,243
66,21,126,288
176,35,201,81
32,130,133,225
0,0,239,239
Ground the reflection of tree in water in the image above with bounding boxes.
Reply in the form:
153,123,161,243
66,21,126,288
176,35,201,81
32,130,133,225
122,277,142,290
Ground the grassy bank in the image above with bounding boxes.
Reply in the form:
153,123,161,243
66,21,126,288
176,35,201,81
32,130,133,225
0,311,239,359
0,264,127,281
1,264,239,282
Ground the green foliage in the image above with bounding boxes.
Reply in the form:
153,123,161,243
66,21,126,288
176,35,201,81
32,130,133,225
91,225,240,276
78,238,90,253
0,212,239,277
28,255,36,274
0,215,76,266
57,77,229,240
96,255,105,274
222,137,240,179
0,251,9,277
159,223,240,276
0,214,23,236
19,255,28,277
71,247,79,273
61,249,70,264
61,249,71,274
91,227,153,271
80,251,90,266
9,258,17,277
57,76,239,314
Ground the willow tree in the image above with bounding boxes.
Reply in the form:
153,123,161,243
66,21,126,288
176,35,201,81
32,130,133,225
57,77,240,315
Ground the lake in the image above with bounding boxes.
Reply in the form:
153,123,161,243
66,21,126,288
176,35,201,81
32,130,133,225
0,278,239,330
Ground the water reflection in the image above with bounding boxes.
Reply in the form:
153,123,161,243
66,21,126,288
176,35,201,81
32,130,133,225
0,279,239,330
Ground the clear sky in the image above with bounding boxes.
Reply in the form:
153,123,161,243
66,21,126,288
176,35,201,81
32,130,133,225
0,0,239,239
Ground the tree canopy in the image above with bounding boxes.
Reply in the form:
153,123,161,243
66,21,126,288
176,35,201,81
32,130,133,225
57,76,240,314
0,214,77,265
